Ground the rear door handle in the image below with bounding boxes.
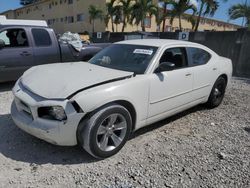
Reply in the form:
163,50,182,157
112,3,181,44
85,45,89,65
213,68,217,71
185,73,192,76
20,51,31,56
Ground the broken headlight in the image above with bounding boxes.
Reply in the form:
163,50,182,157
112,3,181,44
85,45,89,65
38,106,67,121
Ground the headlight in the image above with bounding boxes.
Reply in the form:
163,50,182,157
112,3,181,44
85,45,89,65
38,106,67,121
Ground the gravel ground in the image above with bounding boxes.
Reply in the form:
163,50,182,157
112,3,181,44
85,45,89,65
0,78,249,188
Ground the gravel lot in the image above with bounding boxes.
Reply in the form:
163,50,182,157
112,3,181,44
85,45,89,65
0,78,249,188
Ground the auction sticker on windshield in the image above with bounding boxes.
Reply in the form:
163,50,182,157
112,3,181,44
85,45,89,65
133,49,153,55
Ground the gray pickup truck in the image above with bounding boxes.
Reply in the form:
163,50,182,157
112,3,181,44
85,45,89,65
0,22,109,82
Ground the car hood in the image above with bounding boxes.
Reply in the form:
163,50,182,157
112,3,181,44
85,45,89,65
21,62,133,99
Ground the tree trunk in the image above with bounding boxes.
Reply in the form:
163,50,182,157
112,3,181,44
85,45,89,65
111,16,115,32
194,2,204,32
122,19,126,32
141,18,145,32
92,20,95,33
162,3,167,32
179,15,182,31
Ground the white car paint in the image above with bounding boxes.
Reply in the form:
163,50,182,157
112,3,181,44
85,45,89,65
11,39,233,146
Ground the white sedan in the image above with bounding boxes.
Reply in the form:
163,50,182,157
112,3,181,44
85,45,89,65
11,39,232,158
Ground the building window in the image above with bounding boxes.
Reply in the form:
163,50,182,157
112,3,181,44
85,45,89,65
68,16,74,23
77,14,84,22
200,19,205,25
68,0,73,4
60,18,64,22
144,17,151,28
47,19,52,25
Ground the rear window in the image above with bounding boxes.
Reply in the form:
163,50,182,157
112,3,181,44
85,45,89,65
32,28,51,46
187,47,211,66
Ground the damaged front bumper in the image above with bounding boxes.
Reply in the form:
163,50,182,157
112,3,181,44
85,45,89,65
11,81,85,146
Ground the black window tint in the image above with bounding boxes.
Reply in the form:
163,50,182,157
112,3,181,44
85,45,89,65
188,47,211,66
159,47,188,69
0,28,29,47
89,44,158,74
32,29,51,46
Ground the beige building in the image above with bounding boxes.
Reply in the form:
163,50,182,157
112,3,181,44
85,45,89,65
1,0,241,34
2,0,106,34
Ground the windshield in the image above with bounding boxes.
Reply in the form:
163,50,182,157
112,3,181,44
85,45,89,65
89,44,158,74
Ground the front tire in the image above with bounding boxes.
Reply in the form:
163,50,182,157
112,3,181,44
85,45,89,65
77,104,132,159
206,76,227,108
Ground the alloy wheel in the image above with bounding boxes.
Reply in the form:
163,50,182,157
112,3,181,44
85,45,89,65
96,113,127,152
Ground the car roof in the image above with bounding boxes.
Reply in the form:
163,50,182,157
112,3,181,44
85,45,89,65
116,39,203,48
0,15,48,27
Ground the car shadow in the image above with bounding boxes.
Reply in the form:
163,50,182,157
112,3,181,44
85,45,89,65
0,105,207,165
131,105,207,139
0,114,97,165
244,127,250,134
0,81,15,92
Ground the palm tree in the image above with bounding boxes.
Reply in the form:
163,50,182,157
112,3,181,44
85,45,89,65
130,0,158,31
113,5,123,32
194,0,227,31
120,0,133,32
88,5,103,33
228,3,250,29
106,0,117,32
104,14,111,30
155,6,164,31
169,0,197,31
159,0,173,32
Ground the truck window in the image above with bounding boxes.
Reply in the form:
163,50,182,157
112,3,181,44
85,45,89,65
0,28,29,47
32,28,52,46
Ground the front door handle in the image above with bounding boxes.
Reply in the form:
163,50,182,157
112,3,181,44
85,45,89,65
185,73,192,77
213,68,217,71
20,51,31,56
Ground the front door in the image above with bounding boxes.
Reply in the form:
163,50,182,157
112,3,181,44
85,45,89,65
0,28,33,82
148,47,193,119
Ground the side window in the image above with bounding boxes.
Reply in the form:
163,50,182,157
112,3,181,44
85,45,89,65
159,47,188,70
187,47,211,66
32,28,52,46
0,29,29,47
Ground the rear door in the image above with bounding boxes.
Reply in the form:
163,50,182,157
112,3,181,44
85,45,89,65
186,47,218,100
0,27,34,82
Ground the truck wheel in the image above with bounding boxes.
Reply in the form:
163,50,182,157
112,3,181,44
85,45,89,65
77,104,132,159
206,76,227,108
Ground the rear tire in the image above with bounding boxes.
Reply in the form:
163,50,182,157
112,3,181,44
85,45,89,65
77,104,132,159
206,77,227,108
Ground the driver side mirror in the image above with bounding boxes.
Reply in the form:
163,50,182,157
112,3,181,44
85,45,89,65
155,62,175,73
0,39,5,49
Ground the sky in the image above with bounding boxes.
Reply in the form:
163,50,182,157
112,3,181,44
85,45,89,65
0,0,248,26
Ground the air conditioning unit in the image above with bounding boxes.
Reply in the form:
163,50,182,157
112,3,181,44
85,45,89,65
0,15,48,27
